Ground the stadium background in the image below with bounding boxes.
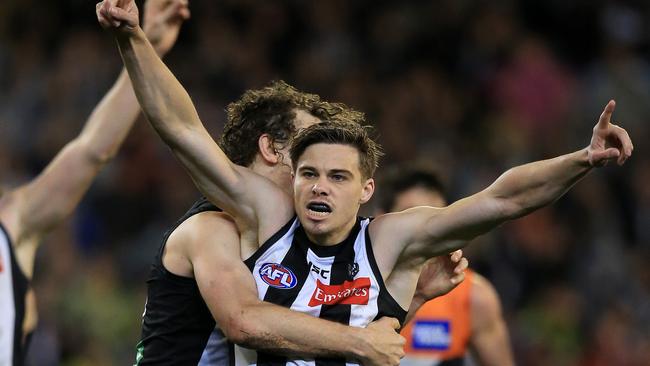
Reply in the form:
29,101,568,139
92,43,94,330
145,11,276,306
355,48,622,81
1,0,649,364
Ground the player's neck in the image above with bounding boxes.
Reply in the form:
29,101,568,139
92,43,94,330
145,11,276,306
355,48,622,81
304,218,357,246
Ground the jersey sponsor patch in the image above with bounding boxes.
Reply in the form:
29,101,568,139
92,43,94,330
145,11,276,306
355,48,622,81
259,263,298,289
308,277,370,306
412,320,451,350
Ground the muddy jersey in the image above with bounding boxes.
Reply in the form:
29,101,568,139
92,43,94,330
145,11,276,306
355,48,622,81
0,222,29,366
231,216,407,366
400,270,474,366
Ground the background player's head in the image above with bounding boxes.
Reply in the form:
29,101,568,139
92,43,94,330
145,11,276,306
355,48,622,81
220,80,364,190
378,167,448,213
289,120,382,245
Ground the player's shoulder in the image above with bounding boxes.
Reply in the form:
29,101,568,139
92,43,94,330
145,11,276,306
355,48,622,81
369,206,442,245
169,210,239,249
470,272,502,317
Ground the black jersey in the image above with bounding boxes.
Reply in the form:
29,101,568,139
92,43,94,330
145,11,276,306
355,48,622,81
0,222,29,366
135,197,224,365
231,216,407,365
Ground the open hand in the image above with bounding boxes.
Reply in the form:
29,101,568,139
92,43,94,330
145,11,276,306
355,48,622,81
587,100,633,167
414,249,468,301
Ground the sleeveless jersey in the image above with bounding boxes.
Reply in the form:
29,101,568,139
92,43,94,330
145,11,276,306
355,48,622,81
135,197,227,365
400,270,474,366
232,216,407,365
0,222,29,366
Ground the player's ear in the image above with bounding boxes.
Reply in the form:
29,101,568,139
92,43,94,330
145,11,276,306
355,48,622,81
258,134,280,165
360,178,375,204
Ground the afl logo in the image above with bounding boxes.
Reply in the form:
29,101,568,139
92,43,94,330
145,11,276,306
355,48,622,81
259,263,298,289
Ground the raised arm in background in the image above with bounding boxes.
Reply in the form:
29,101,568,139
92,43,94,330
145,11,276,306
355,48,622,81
0,0,190,279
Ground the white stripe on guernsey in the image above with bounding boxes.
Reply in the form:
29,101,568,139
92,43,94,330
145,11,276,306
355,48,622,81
0,229,15,364
346,219,378,366
254,219,300,300
288,249,335,317
233,343,256,366
350,219,379,327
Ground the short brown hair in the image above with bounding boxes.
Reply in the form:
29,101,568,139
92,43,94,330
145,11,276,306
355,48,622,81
220,80,365,166
290,121,383,179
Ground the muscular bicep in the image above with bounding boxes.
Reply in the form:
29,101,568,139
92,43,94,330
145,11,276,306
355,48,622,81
163,127,293,238
377,190,511,262
187,215,260,332
167,128,256,222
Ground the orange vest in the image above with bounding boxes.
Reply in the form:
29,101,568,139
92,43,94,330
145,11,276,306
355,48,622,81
401,270,473,362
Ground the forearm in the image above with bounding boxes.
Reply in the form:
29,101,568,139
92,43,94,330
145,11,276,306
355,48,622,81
488,149,592,218
233,302,367,359
76,69,139,163
114,28,245,212
115,27,202,149
12,69,144,238
403,295,426,325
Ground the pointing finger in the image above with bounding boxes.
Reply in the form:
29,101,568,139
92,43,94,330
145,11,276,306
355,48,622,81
597,100,616,129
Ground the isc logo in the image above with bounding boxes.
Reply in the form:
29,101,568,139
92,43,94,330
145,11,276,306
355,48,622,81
259,263,297,289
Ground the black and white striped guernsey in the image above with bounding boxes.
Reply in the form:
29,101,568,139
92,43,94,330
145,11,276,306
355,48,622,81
0,222,29,366
233,216,407,365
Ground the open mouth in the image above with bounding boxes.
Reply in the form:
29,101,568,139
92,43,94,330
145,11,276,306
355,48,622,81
307,202,332,216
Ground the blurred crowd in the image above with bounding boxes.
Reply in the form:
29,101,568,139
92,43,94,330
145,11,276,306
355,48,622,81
1,0,649,365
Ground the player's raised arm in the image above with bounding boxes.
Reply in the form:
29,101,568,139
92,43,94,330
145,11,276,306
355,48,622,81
374,100,633,259
0,0,189,247
96,0,290,227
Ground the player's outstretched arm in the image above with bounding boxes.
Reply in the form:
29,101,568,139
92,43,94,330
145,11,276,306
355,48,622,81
375,100,633,259
171,213,404,365
468,274,514,366
96,0,290,228
0,0,189,247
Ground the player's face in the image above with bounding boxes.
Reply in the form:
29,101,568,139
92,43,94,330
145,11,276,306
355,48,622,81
274,109,321,189
293,143,374,245
391,187,446,211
